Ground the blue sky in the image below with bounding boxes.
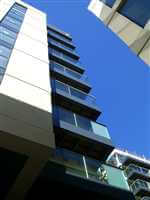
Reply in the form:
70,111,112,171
24,0,150,158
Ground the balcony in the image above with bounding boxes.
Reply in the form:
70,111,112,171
49,48,84,74
47,30,74,47
27,148,135,200
122,156,150,170
125,164,150,182
48,39,79,59
53,106,114,160
130,179,150,197
47,25,72,40
50,61,91,93
53,80,101,120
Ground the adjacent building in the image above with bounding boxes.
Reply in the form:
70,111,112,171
107,149,150,200
0,0,136,199
88,0,150,66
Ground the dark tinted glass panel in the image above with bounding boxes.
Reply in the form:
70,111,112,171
59,107,75,126
65,68,81,79
100,0,116,7
70,88,86,100
53,62,64,72
55,80,69,93
119,0,150,27
76,114,92,131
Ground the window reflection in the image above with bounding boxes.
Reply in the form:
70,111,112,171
100,0,116,8
119,0,150,27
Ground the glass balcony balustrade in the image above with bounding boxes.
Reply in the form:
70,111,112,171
48,38,75,52
51,62,88,82
49,48,78,64
58,106,111,139
130,179,150,195
49,148,129,191
55,80,96,106
125,164,150,178
48,30,73,44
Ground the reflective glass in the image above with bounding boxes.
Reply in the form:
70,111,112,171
100,0,116,7
63,53,77,63
0,26,17,38
65,68,81,79
119,0,150,27
0,45,11,58
13,4,27,13
55,80,69,93
59,107,76,126
11,8,25,16
3,16,22,26
2,19,20,31
76,114,92,131
0,56,8,68
53,62,64,72
8,12,24,21
70,87,86,100
0,33,15,45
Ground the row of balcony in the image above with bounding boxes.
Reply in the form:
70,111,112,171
50,61,91,93
49,49,84,74
53,79,100,119
125,164,150,182
49,48,78,64
130,179,150,197
53,106,113,160
49,147,130,192
47,29,72,44
48,38,75,54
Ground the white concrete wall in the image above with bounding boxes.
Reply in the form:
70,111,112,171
0,0,55,149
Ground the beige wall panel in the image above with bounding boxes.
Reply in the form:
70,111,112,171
14,33,49,63
6,49,50,92
139,39,150,66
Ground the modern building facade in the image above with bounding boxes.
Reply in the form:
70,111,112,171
0,0,136,199
88,0,150,66
107,149,150,200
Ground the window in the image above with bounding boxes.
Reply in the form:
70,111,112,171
0,26,17,38
55,80,69,93
76,114,93,131
119,0,150,27
99,0,116,8
1,33,16,45
0,56,8,68
59,107,76,126
70,87,86,100
0,3,27,84
52,62,64,72
0,45,11,58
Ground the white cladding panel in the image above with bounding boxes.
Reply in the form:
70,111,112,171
0,0,54,149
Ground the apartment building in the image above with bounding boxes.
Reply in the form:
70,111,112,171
107,149,150,200
0,0,136,199
88,0,150,66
